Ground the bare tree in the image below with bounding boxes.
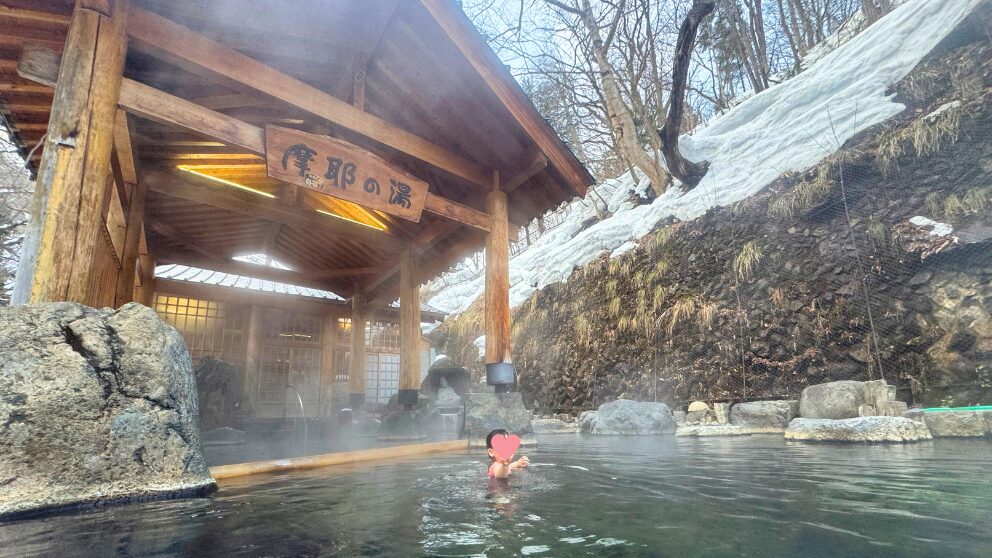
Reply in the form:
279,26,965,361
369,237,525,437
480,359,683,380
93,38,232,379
0,131,35,305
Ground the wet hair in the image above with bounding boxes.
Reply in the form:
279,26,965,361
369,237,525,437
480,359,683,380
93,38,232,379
486,429,509,450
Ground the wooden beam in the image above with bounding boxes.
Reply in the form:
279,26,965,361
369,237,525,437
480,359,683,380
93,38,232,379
142,169,402,252
504,153,547,193
147,218,224,260
0,6,72,26
209,440,468,480
419,0,592,195
11,0,129,305
303,266,380,281
348,287,367,407
126,6,492,188
113,114,146,307
484,188,511,365
398,247,421,408
423,194,489,233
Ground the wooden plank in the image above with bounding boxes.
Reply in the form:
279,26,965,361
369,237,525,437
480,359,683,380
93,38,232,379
126,6,492,188
418,0,592,195
504,153,547,193
348,288,367,406
114,179,145,307
11,0,129,305
266,125,429,222
484,189,511,365
399,247,421,406
142,169,402,252
209,439,468,480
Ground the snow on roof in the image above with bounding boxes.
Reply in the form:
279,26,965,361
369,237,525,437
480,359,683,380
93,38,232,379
428,0,981,315
156,264,345,301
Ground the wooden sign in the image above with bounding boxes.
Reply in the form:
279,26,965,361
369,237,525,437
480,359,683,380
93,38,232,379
265,125,428,222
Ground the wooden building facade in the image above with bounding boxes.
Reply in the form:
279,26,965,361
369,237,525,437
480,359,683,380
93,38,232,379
0,0,592,411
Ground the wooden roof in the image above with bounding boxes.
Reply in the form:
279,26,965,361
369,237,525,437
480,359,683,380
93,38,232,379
0,0,592,305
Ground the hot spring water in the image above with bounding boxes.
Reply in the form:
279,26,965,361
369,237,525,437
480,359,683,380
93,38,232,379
2,435,990,557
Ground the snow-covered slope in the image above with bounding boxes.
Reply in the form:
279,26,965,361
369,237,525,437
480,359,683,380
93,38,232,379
428,0,982,314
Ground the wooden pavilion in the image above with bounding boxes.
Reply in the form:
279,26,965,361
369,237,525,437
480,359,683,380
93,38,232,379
0,0,592,412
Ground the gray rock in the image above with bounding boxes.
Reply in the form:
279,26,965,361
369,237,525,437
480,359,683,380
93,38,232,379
579,410,598,431
378,408,428,441
463,392,533,447
0,303,215,519
673,410,687,426
532,418,580,434
730,400,799,428
676,424,785,437
785,417,932,443
903,410,992,438
799,380,868,419
580,399,675,435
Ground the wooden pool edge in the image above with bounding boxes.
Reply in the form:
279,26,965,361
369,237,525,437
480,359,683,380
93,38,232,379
209,439,469,481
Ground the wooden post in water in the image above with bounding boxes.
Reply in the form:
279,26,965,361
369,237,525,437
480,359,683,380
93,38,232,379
485,170,515,391
12,0,130,305
319,314,338,416
398,247,421,409
243,305,264,416
349,288,367,409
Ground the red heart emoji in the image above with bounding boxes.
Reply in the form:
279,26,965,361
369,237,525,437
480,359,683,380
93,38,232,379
491,433,521,462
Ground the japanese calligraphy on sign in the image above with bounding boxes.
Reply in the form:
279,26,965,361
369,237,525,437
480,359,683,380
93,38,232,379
265,125,429,222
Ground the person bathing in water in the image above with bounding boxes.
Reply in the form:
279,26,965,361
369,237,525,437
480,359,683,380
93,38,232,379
486,429,530,478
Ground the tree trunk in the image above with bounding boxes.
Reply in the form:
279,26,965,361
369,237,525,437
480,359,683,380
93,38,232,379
657,0,715,190
576,0,671,196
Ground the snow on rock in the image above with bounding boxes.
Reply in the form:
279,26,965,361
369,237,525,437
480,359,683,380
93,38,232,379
925,100,962,121
429,0,982,315
473,336,486,358
909,216,954,237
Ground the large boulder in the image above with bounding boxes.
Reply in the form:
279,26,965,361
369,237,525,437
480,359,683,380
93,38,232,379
463,392,533,447
904,409,992,438
799,380,908,419
580,400,675,435
799,380,868,419
420,356,472,401
730,400,800,428
785,417,932,443
0,303,215,519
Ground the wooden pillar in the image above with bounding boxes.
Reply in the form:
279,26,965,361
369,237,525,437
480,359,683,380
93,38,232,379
398,247,421,409
134,252,155,306
318,314,337,416
11,0,129,305
243,305,264,416
114,183,146,307
348,288,367,409
485,171,515,390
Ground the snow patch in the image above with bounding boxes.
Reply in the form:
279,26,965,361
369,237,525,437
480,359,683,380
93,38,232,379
925,100,962,120
473,336,486,357
909,216,954,237
428,0,982,315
